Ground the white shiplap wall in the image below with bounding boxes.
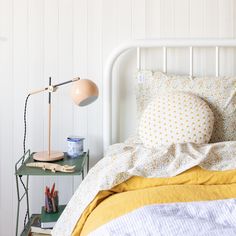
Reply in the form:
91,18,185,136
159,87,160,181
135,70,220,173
0,0,236,235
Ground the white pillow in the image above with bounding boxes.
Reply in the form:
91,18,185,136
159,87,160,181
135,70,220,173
136,71,236,142
139,92,214,148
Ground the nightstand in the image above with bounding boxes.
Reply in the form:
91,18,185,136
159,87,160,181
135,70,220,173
15,149,89,236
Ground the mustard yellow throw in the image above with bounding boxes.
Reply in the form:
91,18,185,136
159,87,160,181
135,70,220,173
72,166,236,236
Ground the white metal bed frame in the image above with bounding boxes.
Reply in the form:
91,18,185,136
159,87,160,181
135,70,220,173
103,39,236,152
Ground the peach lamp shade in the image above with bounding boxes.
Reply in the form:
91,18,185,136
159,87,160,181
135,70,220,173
71,79,99,106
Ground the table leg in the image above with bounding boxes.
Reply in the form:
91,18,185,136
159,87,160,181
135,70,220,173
15,175,30,236
15,175,20,236
82,169,84,180
26,175,30,221
15,150,31,236
87,150,89,174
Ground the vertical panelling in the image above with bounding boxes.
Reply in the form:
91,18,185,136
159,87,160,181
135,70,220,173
117,0,132,41
145,0,162,72
160,0,175,38
87,0,103,166
28,0,45,215
234,0,236,75
190,0,204,76
132,0,146,73
219,0,234,75
73,0,88,143
173,0,190,74
0,0,13,235
146,0,161,38
44,0,59,152
219,0,233,37
102,0,118,143
58,0,74,145
12,0,29,234
43,0,59,205
204,0,219,37
116,0,135,141
160,0,175,73
174,0,189,38
189,0,204,38
234,1,236,38
102,0,117,60
57,0,74,204
203,0,219,76
72,0,88,189
131,0,146,39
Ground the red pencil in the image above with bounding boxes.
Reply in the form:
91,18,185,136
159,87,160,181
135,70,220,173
50,183,55,197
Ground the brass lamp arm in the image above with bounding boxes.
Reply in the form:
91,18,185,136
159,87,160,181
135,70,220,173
29,77,80,96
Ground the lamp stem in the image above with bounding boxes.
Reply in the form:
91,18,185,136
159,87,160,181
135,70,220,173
48,77,52,157
53,77,80,88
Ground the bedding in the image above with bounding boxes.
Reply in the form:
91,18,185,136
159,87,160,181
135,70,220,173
139,92,214,147
80,168,236,236
136,71,236,142
52,138,236,236
88,198,236,236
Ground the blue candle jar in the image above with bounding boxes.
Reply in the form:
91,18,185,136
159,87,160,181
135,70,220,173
67,136,84,158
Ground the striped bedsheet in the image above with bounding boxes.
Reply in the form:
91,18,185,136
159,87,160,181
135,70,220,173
89,198,236,236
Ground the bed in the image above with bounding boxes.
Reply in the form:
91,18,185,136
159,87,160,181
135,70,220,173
52,39,236,236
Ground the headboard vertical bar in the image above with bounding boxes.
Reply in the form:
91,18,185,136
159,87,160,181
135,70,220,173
189,46,193,78
163,46,167,73
137,47,141,70
216,46,219,77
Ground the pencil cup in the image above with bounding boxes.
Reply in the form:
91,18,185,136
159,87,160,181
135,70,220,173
45,185,59,213
67,136,84,158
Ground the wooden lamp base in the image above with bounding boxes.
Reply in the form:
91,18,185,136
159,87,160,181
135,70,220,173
33,151,64,162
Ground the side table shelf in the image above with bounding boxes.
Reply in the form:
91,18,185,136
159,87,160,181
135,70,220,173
15,149,89,236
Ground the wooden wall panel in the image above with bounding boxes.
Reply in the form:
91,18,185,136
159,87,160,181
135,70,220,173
219,0,235,76
0,0,14,235
72,0,88,190
28,0,45,218
116,0,135,141
12,0,30,234
131,0,146,39
57,0,74,204
87,0,103,166
42,0,60,226
145,0,162,72
102,0,119,143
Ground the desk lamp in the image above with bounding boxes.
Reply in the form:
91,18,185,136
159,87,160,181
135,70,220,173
28,77,98,162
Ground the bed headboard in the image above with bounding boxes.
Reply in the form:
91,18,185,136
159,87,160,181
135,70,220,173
103,39,236,153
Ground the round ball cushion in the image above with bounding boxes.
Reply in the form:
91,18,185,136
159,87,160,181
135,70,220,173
139,92,214,148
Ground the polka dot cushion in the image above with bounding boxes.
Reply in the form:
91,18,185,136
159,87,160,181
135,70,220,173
139,92,214,148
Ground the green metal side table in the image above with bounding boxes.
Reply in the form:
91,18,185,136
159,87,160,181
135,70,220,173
15,149,89,236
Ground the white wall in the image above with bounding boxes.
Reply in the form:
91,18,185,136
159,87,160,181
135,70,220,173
0,0,236,235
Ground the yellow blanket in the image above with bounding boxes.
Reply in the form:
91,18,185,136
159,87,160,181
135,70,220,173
72,166,236,236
